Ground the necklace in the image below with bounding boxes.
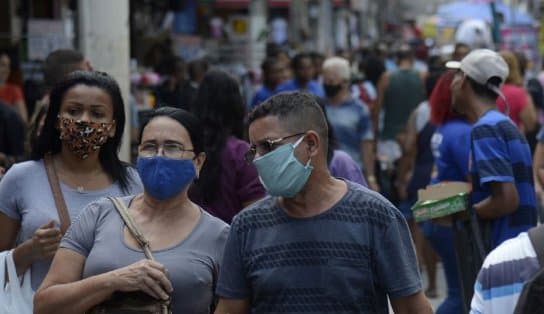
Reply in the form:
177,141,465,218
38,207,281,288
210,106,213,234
53,157,98,193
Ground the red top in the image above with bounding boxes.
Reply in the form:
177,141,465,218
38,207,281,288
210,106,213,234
430,71,463,125
0,83,24,105
496,84,530,127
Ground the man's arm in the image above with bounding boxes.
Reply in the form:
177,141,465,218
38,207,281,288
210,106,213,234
214,298,251,314
390,291,433,314
395,110,418,200
474,181,519,219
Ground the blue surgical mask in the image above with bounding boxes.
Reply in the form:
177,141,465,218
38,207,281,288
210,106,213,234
253,135,313,197
136,156,196,200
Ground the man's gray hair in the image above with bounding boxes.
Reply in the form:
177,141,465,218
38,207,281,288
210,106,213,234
322,57,351,81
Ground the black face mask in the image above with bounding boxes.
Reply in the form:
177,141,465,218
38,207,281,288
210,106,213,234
323,84,342,98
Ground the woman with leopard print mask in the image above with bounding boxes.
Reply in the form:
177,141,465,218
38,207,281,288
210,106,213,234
0,71,143,296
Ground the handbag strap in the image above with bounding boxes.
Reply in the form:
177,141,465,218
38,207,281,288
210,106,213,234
43,154,71,235
109,197,155,261
528,225,544,267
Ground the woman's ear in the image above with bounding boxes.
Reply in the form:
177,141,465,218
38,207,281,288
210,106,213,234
194,152,207,178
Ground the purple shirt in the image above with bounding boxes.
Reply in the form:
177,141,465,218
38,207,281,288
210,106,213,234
193,136,265,223
329,150,368,187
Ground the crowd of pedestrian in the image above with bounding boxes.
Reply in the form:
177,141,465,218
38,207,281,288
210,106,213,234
1,34,544,313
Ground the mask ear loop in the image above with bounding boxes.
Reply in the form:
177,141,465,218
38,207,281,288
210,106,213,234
292,135,306,148
292,134,312,167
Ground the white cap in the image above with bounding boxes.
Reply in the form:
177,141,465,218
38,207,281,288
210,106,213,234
445,49,509,86
446,49,510,114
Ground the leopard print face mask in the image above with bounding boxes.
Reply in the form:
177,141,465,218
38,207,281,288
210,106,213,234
58,117,114,159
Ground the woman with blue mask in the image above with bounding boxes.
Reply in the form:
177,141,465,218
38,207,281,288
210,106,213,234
35,107,230,314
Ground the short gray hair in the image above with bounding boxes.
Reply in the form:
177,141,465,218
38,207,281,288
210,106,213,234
322,57,351,81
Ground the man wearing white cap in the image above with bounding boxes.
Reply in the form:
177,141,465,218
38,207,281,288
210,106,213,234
447,48,537,248
446,49,538,312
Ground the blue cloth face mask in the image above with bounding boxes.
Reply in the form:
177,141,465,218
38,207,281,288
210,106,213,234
253,135,313,197
136,156,196,200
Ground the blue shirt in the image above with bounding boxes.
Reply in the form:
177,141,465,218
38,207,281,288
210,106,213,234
276,79,325,98
470,110,537,248
216,181,422,313
250,86,275,109
431,119,472,183
326,97,373,168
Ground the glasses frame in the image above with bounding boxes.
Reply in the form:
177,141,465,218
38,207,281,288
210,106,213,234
245,132,306,163
138,142,194,159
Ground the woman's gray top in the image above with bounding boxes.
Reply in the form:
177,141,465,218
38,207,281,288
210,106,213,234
61,196,230,314
0,160,143,290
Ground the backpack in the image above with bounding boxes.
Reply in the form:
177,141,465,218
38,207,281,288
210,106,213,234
514,225,544,314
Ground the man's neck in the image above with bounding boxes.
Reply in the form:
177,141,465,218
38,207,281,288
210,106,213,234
329,90,350,105
397,61,412,70
295,78,309,88
467,100,496,124
280,170,347,218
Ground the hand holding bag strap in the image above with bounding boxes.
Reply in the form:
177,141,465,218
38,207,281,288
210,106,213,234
108,197,155,261
43,154,70,235
108,197,171,314
528,225,544,266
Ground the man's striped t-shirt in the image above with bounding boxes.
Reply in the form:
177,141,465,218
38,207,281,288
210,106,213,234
470,109,537,248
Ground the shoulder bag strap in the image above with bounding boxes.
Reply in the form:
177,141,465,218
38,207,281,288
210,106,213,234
528,225,544,267
109,197,155,261
43,154,71,235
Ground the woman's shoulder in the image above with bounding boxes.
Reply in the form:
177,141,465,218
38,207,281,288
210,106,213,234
3,159,44,179
201,210,229,229
331,150,354,163
199,210,230,237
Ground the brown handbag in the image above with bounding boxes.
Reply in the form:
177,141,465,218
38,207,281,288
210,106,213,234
43,154,71,235
87,197,171,314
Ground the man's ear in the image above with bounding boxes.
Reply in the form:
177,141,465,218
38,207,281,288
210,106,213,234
304,131,321,158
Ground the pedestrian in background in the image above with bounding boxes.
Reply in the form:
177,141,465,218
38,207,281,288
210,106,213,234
0,50,27,122
496,50,537,135
276,52,325,98
250,57,287,109
321,57,378,190
190,70,265,223
28,49,92,154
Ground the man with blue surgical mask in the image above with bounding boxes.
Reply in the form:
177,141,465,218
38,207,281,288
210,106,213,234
214,91,432,314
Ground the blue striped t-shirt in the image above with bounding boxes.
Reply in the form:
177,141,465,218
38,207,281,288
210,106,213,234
470,110,537,248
